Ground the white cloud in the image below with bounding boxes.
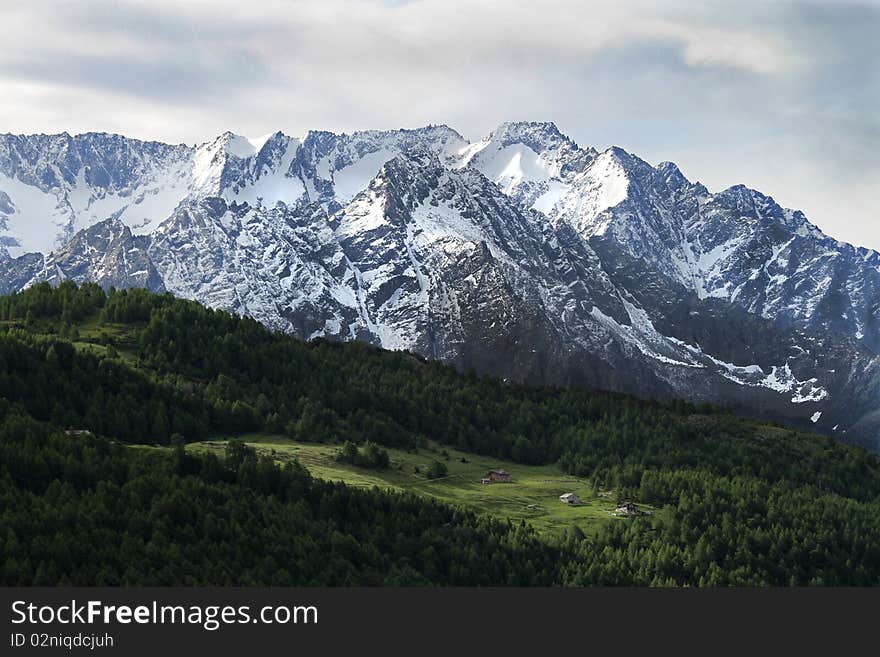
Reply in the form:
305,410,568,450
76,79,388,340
650,21,802,75
0,0,876,248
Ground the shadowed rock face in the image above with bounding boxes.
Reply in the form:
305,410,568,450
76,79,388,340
1,123,879,449
35,218,165,293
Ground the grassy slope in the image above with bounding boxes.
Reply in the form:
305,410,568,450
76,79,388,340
1,316,137,361
6,310,647,535
185,435,651,536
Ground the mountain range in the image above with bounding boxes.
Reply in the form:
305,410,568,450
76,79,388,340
1,121,878,448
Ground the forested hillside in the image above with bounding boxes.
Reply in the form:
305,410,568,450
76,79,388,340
1,282,879,585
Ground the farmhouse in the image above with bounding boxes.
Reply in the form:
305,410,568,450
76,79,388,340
614,502,641,516
559,492,581,505
481,469,512,484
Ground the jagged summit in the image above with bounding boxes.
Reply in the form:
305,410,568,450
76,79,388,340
208,131,277,159
487,120,573,146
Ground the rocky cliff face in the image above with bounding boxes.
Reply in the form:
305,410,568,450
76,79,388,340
1,122,878,448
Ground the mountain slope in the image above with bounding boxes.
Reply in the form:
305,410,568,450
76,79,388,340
465,122,880,354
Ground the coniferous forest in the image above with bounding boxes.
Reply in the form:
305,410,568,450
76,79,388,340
2,282,880,585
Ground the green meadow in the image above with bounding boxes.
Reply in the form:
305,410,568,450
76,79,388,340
187,435,645,535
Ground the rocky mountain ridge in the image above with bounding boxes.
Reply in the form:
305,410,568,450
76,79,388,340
1,122,877,447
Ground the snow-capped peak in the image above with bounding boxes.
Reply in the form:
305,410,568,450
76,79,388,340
460,120,585,167
458,121,600,214
221,132,261,159
488,120,568,144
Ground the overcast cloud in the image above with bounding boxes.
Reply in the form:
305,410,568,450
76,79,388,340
0,0,877,248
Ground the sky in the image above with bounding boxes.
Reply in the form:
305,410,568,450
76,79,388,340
0,0,878,249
